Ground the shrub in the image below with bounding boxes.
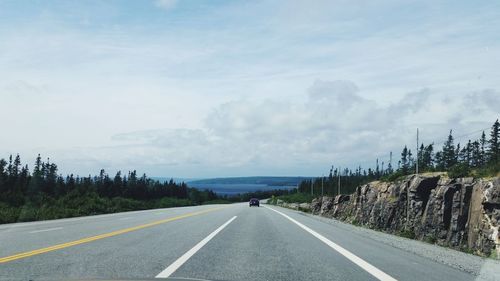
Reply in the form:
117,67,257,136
201,199,231,205
424,235,437,244
275,193,314,204
448,163,471,178
399,229,416,239
380,171,406,182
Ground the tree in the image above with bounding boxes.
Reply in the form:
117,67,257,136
0,159,7,194
13,154,21,178
442,130,456,170
488,119,500,165
471,140,481,168
28,154,43,196
400,146,411,175
480,131,487,166
459,140,472,167
435,151,443,171
420,144,434,171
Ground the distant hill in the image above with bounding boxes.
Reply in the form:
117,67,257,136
187,176,307,186
150,177,199,183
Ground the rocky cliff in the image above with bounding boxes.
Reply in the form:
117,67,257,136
310,174,500,258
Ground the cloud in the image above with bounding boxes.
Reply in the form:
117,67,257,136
464,89,500,113
0,1,499,177
307,80,361,105
154,0,177,11
99,80,440,176
8,78,498,178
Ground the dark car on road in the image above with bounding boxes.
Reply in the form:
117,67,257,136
249,198,260,207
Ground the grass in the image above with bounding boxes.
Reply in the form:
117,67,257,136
489,250,498,259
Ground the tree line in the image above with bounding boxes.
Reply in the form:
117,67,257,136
298,119,500,197
0,155,220,223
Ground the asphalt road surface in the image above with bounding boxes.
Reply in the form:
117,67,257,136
0,203,495,281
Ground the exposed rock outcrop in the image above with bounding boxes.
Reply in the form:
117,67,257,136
310,174,500,257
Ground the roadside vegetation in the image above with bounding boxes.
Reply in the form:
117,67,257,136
267,193,315,205
0,156,224,224
0,154,296,224
224,189,293,203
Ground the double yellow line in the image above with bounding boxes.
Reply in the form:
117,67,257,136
0,207,223,264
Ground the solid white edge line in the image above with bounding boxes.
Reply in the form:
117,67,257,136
155,216,238,279
264,206,398,281
28,227,63,234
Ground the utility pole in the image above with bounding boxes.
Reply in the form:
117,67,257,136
416,128,419,175
321,174,324,197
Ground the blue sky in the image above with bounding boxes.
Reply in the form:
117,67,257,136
0,0,499,177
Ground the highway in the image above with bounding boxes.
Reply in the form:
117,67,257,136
0,203,493,281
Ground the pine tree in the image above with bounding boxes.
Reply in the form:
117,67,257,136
463,140,472,167
400,146,411,175
480,131,487,166
442,130,456,170
28,154,43,196
0,158,7,194
421,144,434,171
13,154,21,177
488,119,500,165
435,151,444,170
471,140,481,167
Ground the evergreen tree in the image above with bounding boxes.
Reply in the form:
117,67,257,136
480,131,487,166
471,140,481,168
435,151,444,170
421,144,434,171
0,159,7,194
28,154,43,196
442,130,456,170
488,119,500,165
400,146,411,175
460,140,472,167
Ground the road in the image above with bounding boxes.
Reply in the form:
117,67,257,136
0,203,493,281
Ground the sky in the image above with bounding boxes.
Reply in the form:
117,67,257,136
0,0,499,178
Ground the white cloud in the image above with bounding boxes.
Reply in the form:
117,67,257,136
71,80,496,177
154,0,177,11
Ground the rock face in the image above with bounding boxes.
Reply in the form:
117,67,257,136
310,174,500,257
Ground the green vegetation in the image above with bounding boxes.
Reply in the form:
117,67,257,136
489,250,498,259
398,229,416,239
300,119,500,196
267,193,315,205
424,235,438,244
0,155,222,224
225,189,293,203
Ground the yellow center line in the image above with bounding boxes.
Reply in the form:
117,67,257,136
0,207,225,264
